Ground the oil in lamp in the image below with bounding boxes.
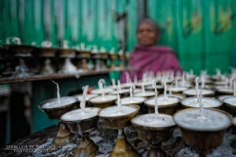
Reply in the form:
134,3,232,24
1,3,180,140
132,82,176,156
60,85,101,157
98,91,140,156
145,81,179,115
90,79,117,108
38,81,78,147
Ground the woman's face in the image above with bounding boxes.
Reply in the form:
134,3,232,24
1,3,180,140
137,23,160,46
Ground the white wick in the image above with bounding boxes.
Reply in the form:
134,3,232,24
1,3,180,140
118,80,121,91
175,78,179,88
164,79,168,100
142,82,145,94
166,71,170,79
186,72,190,80
156,72,161,80
224,78,229,88
63,40,69,48
176,71,181,78
190,69,193,77
98,79,106,97
199,88,204,117
234,80,236,97
80,42,85,50
117,89,121,110
169,82,175,96
81,85,89,112
170,70,174,80
128,79,133,99
149,71,154,82
51,80,61,107
216,69,221,77
125,72,130,84
182,72,185,86
201,76,205,89
112,79,116,88
134,74,138,84
152,81,159,115
230,77,233,90
195,77,200,103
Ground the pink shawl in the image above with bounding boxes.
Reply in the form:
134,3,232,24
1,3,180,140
121,45,183,83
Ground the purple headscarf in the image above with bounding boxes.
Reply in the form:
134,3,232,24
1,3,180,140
121,45,183,83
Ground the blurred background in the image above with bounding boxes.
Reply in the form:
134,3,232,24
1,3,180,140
0,0,235,147
0,0,235,74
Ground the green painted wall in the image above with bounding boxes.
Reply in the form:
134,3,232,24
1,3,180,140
1,0,236,74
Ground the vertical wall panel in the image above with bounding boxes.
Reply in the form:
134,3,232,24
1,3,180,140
33,0,44,46
1,0,235,74
127,0,138,51
176,0,204,74
203,0,235,74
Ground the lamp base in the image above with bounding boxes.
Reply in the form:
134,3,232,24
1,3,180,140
109,134,138,157
53,122,77,147
148,142,167,157
74,132,99,157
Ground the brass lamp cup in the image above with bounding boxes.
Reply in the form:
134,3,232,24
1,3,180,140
115,99,145,106
38,96,78,120
77,50,91,58
4,44,35,56
109,54,119,70
73,94,97,108
145,100,178,115
61,112,100,134
134,93,155,99
115,98,146,144
37,47,58,57
159,94,186,101
98,104,140,129
60,107,101,157
217,90,233,95
183,89,215,97
146,87,164,93
110,91,130,98
58,48,76,58
38,96,78,147
131,113,176,157
224,97,236,116
218,95,233,102
89,96,117,109
173,108,233,157
100,53,109,59
98,104,140,157
180,97,222,109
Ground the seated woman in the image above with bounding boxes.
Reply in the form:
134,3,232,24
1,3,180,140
121,18,183,82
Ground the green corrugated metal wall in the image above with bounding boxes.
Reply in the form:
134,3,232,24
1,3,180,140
1,0,236,74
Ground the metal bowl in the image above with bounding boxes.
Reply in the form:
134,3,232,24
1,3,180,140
131,113,176,142
60,107,101,134
145,97,179,115
38,96,78,120
173,108,232,157
89,95,117,109
98,104,140,129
